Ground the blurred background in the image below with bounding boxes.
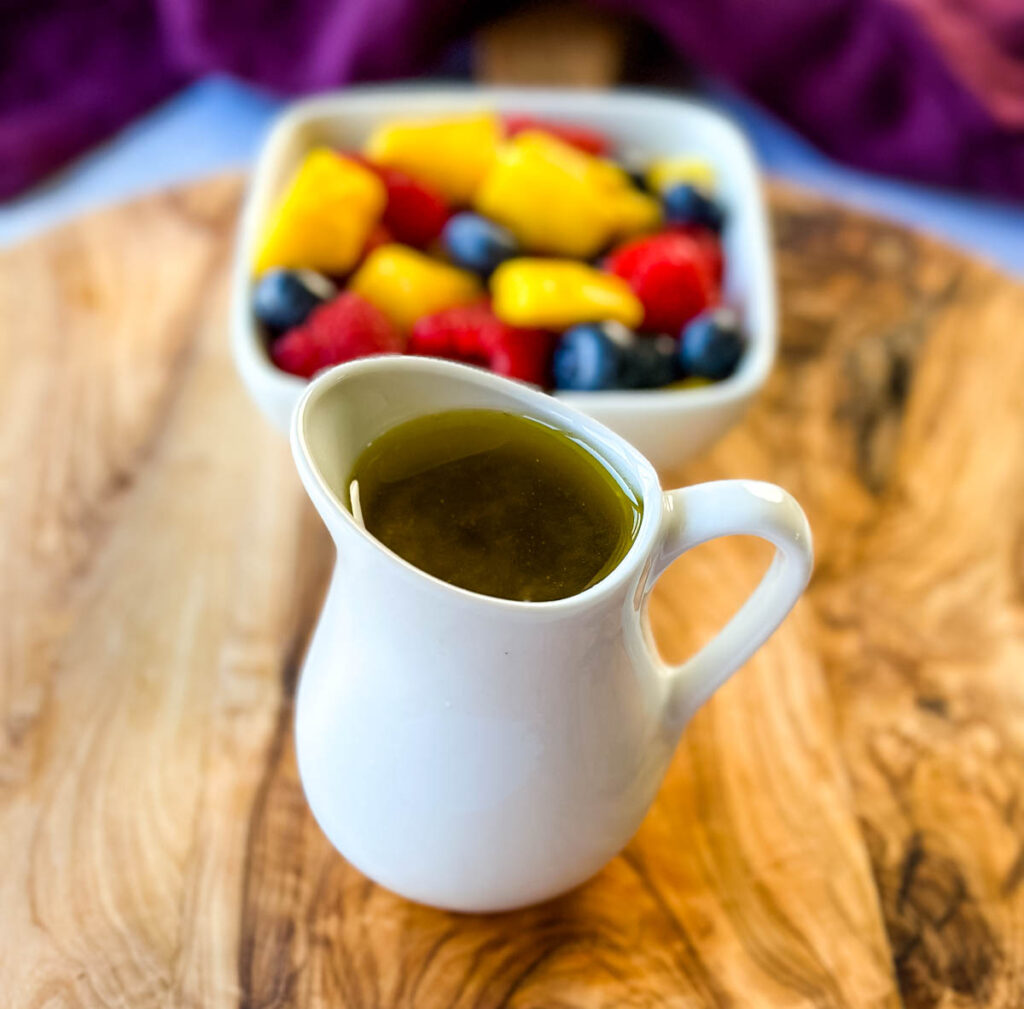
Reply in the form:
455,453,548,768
2,0,1022,273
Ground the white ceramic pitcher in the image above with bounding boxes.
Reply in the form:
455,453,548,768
291,357,813,913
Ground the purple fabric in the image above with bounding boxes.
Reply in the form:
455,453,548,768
0,2,186,198
2,0,1023,201
601,0,1024,199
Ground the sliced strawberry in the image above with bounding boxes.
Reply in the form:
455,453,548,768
410,302,554,386
271,293,404,379
379,167,450,246
503,115,610,156
487,328,555,385
664,223,725,285
604,231,719,334
362,222,395,258
340,151,450,246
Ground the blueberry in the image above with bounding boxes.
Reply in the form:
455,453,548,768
552,323,631,391
662,183,725,233
442,212,519,275
678,309,745,380
620,335,680,389
253,269,336,333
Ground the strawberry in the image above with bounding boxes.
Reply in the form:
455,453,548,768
604,231,718,334
503,115,609,156
379,166,451,246
362,221,395,259
409,303,554,386
271,293,404,378
343,152,450,246
665,223,724,285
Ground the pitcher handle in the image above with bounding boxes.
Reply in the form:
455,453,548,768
649,480,813,723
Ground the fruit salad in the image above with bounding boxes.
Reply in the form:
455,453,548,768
251,111,746,391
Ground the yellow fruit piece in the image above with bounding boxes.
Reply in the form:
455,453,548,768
475,132,611,257
350,244,481,332
512,134,640,199
491,259,643,330
608,187,662,240
476,163,600,257
646,156,716,195
476,132,659,258
365,112,500,204
589,154,633,190
253,149,386,275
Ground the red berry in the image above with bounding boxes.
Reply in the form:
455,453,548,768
410,303,554,386
665,223,724,285
410,303,502,364
271,293,404,378
380,166,451,246
342,152,450,246
503,115,609,156
363,222,395,258
605,231,719,333
487,328,556,385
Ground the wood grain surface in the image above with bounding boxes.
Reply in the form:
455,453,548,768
0,177,1022,1009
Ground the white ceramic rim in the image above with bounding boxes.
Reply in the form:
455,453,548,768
292,356,666,614
233,83,776,426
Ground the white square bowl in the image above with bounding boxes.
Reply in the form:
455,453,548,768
231,85,776,471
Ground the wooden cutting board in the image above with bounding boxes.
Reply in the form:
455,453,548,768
1,173,1023,1009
